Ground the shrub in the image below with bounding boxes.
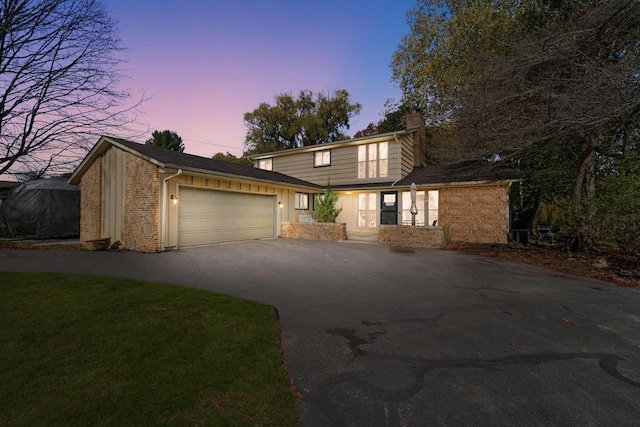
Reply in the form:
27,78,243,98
315,181,342,223
534,173,640,255
596,173,640,255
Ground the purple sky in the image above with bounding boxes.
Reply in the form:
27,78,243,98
106,0,415,158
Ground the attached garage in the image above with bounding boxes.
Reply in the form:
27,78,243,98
178,187,276,247
68,136,320,252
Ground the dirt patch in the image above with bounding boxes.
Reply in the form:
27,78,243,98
446,242,640,288
0,237,85,251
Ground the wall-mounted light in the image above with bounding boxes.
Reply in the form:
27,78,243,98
278,201,284,209
171,194,178,205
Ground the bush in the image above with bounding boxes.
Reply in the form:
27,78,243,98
535,198,599,251
315,181,342,223
534,173,640,255
596,173,640,255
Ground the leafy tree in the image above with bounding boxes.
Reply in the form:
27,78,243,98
353,122,379,139
314,181,342,223
0,0,141,178
595,173,640,256
211,152,251,166
451,1,639,183
243,89,361,154
392,0,591,121
457,0,639,249
145,130,184,152
392,0,640,250
378,105,411,134
353,101,411,137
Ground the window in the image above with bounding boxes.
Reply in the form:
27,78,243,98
428,190,439,226
313,193,322,210
402,191,425,225
257,158,272,171
357,146,366,178
358,142,388,179
314,150,331,167
401,189,439,226
295,193,309,210
358,193,377,228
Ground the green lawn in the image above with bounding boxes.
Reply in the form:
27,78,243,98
0,272,298,426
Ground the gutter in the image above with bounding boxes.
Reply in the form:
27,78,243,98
162,163,321,192
161,168,182,250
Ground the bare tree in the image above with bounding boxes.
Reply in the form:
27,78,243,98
0,0,142,178
449,0,640,202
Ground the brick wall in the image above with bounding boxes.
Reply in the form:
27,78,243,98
379,225,446,248
123,153,160,252
79,158,102,241
281,222,347,241
440,184,510,244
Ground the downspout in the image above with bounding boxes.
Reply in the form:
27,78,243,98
161,169,182,250
391,133,402,186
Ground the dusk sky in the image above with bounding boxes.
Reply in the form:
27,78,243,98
105,0,416,158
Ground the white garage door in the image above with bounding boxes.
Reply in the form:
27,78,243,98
178,187,275,247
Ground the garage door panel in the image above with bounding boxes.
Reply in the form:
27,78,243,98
178,188,275,247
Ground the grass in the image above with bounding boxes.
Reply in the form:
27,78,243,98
0,272,298,426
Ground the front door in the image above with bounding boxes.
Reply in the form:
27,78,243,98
380,191,398,225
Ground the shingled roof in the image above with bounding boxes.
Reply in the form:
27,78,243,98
396,160,518,186
69,136,321,189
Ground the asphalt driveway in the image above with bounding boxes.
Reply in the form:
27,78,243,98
2,238,639,426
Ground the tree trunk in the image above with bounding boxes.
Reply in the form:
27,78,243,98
572,137,599,204
568,138,599,251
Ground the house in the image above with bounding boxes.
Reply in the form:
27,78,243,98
68,136,321,252
249,112,518,245
69,114,516,252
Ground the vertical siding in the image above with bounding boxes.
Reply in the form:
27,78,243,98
101,147,125,242
163,173,179,249
335,193,358,234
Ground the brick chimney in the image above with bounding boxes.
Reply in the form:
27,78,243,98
406,111,426,167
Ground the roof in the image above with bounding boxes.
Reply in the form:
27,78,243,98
396,161,519,186
247,130,411,160
69,136,321,189
333,181,396,190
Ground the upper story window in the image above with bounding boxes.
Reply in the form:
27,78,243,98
314,150,331,167
357,142,388,179
257,158,272,171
